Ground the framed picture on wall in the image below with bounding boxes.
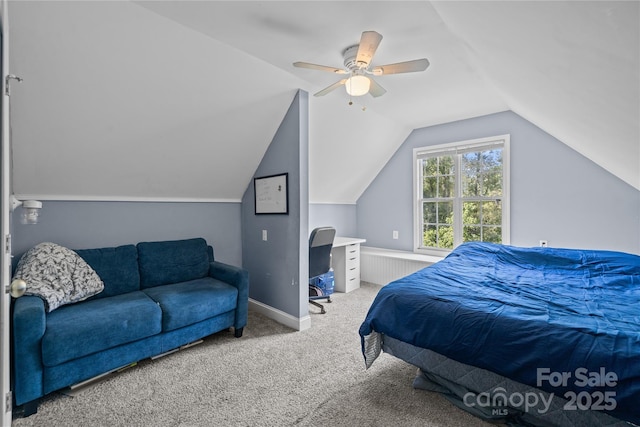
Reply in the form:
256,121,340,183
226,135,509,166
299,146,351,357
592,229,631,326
254,173,289,215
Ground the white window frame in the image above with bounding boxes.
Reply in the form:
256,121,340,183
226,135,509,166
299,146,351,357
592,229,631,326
413,135,510,256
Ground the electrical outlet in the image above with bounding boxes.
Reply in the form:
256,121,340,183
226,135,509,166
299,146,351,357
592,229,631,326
262,230,268,241
392,230,399,239
539,240,548,247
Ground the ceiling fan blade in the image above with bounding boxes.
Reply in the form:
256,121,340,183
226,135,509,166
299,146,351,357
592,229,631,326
368,78,386,98
293,61,348,74
356,31,383,66
371,58,430,75
314,79,347,97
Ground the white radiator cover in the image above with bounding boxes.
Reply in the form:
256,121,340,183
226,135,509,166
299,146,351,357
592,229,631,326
360,247,441,286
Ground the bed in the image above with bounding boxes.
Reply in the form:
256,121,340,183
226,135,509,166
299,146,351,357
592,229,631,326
359,242,640,426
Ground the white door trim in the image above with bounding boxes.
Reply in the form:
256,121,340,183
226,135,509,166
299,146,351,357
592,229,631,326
1,0,14,423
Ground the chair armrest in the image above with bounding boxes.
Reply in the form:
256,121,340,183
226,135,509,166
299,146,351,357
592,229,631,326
209,261,249,330
12,296,46,405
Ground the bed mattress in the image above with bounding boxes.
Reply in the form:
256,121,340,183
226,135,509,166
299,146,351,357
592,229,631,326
382,334,632,426
359,242,640,425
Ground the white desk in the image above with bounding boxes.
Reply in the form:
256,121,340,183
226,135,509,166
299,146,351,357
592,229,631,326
332,237,366,293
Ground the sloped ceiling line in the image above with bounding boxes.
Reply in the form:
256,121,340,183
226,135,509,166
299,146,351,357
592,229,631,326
8,1,639,205
430,0,640,190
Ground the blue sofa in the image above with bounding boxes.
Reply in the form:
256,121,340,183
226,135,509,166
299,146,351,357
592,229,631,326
12,238,249,415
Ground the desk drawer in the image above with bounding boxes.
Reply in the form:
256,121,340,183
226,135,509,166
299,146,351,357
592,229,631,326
345,244,360,292
346,254,359,270
345,274,360,292
346,243,360,257
331,240,364,293
345,244,359,268
346,267,360,282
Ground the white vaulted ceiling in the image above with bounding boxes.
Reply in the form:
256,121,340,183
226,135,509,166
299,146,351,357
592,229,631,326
7,1,639,204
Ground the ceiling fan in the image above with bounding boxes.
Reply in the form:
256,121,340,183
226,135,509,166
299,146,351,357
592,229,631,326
293,31,429,98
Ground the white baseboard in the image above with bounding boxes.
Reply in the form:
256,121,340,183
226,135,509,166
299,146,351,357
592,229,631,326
248,298,311,331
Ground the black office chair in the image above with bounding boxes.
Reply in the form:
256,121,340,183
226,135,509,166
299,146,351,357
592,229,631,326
308,226,336,314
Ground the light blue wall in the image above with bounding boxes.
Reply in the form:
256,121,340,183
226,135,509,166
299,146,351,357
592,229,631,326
12,91,312,321
309,203,357,237
11,91,311,322
241,91,309,318
11,109,638,321
357,111,640,254
12,201,242,265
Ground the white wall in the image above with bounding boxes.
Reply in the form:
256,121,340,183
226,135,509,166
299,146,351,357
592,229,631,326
8,0,294,201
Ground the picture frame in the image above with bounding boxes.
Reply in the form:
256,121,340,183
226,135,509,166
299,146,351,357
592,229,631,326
254,173,289,215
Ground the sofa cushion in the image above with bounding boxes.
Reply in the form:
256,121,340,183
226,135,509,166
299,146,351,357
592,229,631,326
13,242,104,312
42,291,162,367
137,238,210,289
75,244,140,299
142,277,238,332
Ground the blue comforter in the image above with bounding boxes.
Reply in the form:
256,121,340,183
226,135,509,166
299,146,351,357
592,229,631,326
359,242,640,424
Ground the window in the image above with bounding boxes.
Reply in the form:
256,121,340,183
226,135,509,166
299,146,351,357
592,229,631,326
413,135,510,254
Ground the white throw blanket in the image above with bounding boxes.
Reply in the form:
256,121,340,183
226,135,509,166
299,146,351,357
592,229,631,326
12,242,104,312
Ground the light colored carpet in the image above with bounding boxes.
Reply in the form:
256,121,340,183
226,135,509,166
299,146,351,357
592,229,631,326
12,282,491,427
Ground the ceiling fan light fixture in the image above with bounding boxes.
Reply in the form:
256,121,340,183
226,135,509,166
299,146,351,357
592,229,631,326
345,75,370,96
293,30,429,98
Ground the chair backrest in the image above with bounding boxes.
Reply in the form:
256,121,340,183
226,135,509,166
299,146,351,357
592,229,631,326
309,227,336,279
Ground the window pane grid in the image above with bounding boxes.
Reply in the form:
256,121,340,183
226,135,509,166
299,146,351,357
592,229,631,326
420,155,455,249
421,200,453,249
461,149,503,198
462,199,502,244
422,156,455,199
415,138,507,252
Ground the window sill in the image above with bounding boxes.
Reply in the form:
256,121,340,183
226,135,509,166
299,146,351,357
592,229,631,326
360,246,444,264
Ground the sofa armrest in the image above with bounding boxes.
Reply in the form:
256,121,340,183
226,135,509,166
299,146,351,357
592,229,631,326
12,296,46,406
209,261,249,331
